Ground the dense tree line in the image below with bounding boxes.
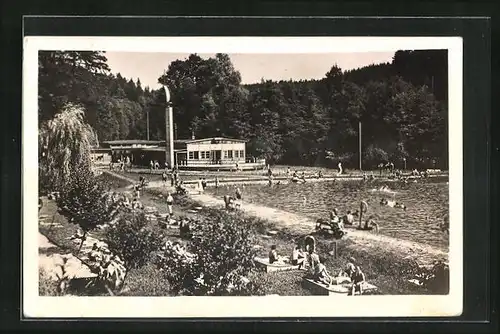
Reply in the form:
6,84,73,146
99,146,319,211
39,50,448,169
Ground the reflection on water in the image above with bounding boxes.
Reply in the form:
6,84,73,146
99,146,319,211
207,177,449,250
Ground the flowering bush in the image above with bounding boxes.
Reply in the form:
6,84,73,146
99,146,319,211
156,210,261,296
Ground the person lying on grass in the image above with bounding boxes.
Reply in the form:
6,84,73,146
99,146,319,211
380,198,406,210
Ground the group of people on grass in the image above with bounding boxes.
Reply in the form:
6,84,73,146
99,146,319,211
268,238,367,295
315,202,380,237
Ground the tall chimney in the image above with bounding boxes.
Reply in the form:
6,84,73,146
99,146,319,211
163,86,174,167
191,131,195,140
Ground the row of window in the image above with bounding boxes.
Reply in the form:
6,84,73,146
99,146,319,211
188,150,245,160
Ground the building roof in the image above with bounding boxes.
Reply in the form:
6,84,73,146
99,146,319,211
102,137,247,147
185,137,247,144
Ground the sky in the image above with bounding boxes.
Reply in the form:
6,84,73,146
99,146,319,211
105,52,396,89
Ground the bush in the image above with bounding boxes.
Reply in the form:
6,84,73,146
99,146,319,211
57,166,116,236
156,210,261,296
39,269,61,296
104,211,164,290
364,145,389,167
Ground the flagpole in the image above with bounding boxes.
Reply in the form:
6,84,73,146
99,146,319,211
359,121,362,171
146,110,150,141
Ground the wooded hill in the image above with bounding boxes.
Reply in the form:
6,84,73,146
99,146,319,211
38,50,448,169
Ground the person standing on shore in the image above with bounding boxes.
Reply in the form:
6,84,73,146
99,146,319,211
215,176,220,188
338,162,343,175
166,192,174,217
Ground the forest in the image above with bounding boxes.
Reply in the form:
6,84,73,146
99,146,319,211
38,49,448,169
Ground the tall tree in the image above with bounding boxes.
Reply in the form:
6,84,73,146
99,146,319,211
39,103,98,192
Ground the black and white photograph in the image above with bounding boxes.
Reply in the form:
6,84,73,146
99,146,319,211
23,36,463,318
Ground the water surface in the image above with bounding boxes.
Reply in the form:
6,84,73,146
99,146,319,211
207,178,449,250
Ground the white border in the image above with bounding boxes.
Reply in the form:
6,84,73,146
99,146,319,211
23,36,463,318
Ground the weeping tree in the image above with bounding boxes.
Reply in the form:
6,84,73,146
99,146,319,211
39,103,99,193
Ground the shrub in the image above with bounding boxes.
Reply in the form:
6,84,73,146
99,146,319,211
104,211,164,291
364,145,389,167
39,269,61,296
156,210,261,296
56,165,120,252
412,260,449,294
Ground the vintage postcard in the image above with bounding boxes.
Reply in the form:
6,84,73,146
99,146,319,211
23,35,463,318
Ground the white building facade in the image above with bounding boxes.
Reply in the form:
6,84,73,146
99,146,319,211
183,137,246,165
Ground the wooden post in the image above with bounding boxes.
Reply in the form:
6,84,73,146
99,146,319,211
332,241,338,258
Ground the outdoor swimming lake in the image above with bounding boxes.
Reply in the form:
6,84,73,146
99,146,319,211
207,177,449,250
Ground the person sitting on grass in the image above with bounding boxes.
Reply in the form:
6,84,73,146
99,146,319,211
291,245,305,269
343,210,355,225
235,187,242,200
309,253,333,286
338,262,356,279
139,176,148,188
269,245,280,264
359,215,379,233
329,209,344,231
300,172,307,183
132,198,143,210
223,195,239,210
349,266,367,296
176,181,188,195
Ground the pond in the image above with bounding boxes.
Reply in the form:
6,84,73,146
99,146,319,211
206,177,449,250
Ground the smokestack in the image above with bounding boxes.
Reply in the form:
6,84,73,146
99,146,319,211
163,86,174,167
191,131,195,140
